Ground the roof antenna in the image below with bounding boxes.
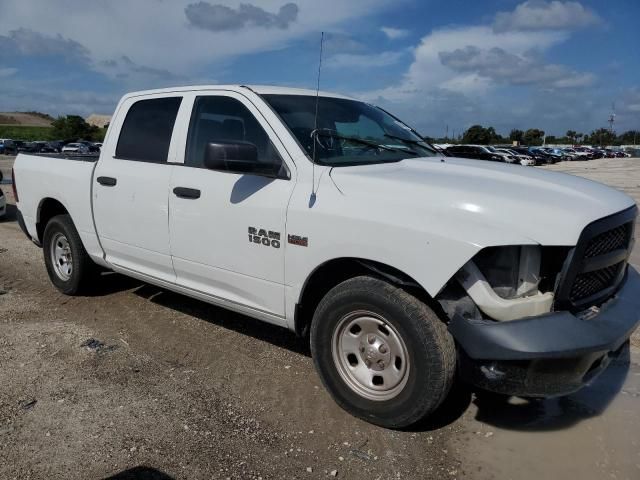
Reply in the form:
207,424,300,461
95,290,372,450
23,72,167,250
310,31,324,203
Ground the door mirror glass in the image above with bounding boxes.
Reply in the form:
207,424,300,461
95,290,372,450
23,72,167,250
204,141,280,177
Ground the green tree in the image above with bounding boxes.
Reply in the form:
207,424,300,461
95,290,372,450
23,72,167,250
589,128,616,146
617,130,640,145
51,115,101,141
461,124,502,144
509,129,524,143
565,130,577,144
523,128,545,146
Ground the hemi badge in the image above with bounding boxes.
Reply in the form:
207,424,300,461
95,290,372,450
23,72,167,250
288,235,308,247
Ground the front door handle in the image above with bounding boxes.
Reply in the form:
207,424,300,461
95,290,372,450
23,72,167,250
173,187,201,199
97,176,117,186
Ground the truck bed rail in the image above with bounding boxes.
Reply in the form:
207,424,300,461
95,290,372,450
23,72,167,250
30,153,100,162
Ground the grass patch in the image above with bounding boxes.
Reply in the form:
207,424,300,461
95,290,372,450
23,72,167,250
0,125,55,141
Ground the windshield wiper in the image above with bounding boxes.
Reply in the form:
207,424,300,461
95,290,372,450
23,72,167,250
383,134,430,155
312,129,396,152
312,129,419,156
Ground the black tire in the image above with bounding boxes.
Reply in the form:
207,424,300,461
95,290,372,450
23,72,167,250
310,276,456,428
43,214,94,295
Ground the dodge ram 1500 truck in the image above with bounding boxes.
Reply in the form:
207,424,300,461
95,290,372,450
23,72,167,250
13,85,640,428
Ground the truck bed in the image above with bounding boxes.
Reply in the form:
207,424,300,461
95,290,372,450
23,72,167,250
13,153,104,260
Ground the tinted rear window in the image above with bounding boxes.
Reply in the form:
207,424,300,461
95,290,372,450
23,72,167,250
116,97,182,163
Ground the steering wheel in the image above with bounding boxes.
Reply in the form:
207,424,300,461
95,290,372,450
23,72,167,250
311,128,339,152
311,128,380,156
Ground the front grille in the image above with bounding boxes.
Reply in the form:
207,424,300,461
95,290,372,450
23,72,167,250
570,261,625,302
555,206,636,311
583,223,632,258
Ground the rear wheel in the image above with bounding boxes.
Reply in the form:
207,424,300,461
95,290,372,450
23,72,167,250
43,214,94,295
310,276,456,428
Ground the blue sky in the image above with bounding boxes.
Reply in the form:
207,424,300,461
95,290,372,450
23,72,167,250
0,0,638,137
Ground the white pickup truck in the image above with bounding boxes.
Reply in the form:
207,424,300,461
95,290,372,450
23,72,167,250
13,85,640,428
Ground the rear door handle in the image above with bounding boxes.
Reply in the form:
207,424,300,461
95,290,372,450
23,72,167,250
173,187,201,199
97,176,117,186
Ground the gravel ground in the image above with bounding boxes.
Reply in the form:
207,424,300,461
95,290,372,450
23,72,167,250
0,155,639,479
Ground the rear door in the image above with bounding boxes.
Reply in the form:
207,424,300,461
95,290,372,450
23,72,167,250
93,94,182,282
167,91,295,319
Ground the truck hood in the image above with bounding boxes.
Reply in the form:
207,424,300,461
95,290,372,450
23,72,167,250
329,156,635,246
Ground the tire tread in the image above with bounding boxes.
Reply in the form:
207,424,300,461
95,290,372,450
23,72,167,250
310,275,456,428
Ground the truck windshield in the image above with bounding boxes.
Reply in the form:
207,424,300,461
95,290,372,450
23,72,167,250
262,94,437,166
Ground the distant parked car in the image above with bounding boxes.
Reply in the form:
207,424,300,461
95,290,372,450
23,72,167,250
573,147,598,159
0,187,5,219
495,148,534,166
13,141,28,154
0,171,5,219
75,140,100,153
0,138,15,154
563,148,590,160
38,142,60,153
540,148,570,161
483,146,517,163
587,148,604,159
46,141,64,153
22,141,51,153
445,145,506,162
526,147,556,164
61,143,90,154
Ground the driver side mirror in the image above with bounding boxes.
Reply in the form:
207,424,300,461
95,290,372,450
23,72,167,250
203,141,283,178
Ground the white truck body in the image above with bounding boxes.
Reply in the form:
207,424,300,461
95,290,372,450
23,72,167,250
14,85,633,325
13,85,640,426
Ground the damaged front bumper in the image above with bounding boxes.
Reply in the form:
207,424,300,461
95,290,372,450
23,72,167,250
450,266,640,397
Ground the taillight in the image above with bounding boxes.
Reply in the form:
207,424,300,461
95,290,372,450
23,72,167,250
11,167,18,202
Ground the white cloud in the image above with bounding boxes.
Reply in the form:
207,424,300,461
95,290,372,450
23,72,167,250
0,77,119,116
326,50,407,69
438,45,594,89
381,26,409,39
0,0,392,74
618,88,640,118
355,2,602,136
0,0,394,114
493,1,601,33
0,28,90,63
0,67,18,77
184,2,299,32
362,25,569,101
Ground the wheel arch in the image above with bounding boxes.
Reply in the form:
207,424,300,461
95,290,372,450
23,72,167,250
36,197,70,244
294,257,443,337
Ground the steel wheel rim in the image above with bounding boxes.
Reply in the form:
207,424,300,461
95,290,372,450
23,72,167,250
50,232,73,281
331,310,410,401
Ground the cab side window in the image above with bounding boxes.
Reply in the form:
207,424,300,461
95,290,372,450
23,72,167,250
116,97,182,163
185,96,283,170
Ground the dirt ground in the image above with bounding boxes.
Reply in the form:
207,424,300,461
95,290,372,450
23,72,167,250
1,155,639,480
0,112,53,127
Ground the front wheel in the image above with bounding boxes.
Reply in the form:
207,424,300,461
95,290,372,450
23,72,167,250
43,214,95,295
310,276,456,428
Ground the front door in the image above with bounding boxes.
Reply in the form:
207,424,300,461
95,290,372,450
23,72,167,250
168,92,295,318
